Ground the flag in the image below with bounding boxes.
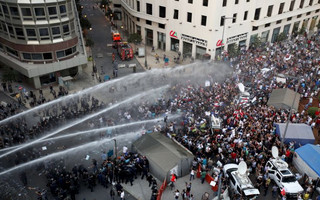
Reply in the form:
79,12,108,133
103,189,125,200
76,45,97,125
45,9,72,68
107,149,114,157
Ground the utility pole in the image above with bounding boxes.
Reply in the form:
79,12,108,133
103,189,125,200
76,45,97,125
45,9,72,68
220,16,235,59
144,29,148,69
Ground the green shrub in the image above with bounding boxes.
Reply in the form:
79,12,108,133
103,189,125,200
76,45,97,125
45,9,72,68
308,107,319,118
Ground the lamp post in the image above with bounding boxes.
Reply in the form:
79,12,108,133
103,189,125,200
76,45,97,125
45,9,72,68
220,16,235,59
280,77,300,151
144,30,148,69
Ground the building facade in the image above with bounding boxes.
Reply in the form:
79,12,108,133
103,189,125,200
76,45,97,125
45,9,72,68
120,0,320,60
0,0,87,88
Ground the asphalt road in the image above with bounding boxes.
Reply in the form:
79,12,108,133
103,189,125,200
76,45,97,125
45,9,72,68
82,0,144,80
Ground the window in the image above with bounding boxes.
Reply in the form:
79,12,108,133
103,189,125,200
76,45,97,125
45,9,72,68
306,11,311,15
32,53,42,60
146,20,152,25
6,47,18,57
276,173,281,180
223,0,227,7
267,5,273,17
59,5,67,13
9,7,19,16
21,8,32,16
52,27,60,35
137,1,140,12
316,9,320,13
146,3,152,15
48,7,57,15
8,26,14,35
232,13,237,23
299,0,304,8
15,28,24,36
247,0,250,1
63,24,69,34
201,15,207,26
244,11,248,20
287,17,292,21
39,28,49,36
2,5,8,14
23,53,31,60
136,17,140,21
34,8,45,16
297,14,302,18
173,9,178,19
159,6,166,18
187,12,192,22
158,23,165,29
188,0,193,3
279,3,285,14
56,46,77,59
43,53,52,60
254,8,261,20
26,29,36,36
252,26,258,31
309,0,313,5
203,0,208,6
290,0,295,11
276,20,282,24
265,23,271,27
235,0,239,4
220,16,225,26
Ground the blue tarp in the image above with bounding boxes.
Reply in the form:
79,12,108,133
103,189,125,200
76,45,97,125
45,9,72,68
295,144,320,177
274,123,315,147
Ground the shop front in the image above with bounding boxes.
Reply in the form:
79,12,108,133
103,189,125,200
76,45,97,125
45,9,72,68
145,28,153,46
158,32,166,51
181,33,207,58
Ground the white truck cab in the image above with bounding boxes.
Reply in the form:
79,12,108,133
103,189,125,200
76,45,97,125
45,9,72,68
223,162,260,200
267,147,304,198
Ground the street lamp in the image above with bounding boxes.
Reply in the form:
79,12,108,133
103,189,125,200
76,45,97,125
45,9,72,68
220,16,235,59
280,77,300,151
144,30,148,69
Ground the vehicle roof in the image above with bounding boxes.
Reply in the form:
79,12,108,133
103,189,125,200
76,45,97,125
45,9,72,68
223,163,238,171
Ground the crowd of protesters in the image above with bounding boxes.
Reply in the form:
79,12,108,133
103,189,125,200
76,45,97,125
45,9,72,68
159,30,320,199
1,28,320,199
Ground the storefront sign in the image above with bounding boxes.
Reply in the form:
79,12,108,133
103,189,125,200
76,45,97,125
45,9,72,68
227,33,248,44
181,34,207,47
216,40,224,47
170,30,178,38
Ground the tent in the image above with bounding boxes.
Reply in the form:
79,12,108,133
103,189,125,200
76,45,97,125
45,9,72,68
274,123,315,147
293,144,320,179
267,88,300,111
132,132,194,181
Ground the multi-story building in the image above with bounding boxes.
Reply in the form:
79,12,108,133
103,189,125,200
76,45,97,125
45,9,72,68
120,0,320,60
0,0,87,88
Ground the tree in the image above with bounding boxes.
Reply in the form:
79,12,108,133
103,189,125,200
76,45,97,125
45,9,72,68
228,43,240,58
276,32,287,42
250,35,262,50
298,27,306,35
100,0,109,7
1,66,18,82
128,33,142,44
85,38,94,48
80,17,91,30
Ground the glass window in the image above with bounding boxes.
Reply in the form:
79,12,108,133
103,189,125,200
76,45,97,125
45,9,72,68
48,7,57,15
188,0,193,3
187,12,192,22
52,27,60,35
2,5,9,14
279,3,285,14
56,50,65,58
63,24,69,33
203,0,208,6
65,48,72,56
39,28,49,36
34,8,45,16
223,0,227,7
137,1,140,12
159,6,166,18
9,7,19,16
173,9,178,19
21,8,32,16
23,53,31,60
43,53,52,60
72,46,76,53
59,5,66,13
146,3,152,15
201,15,207,26
15,28,24,36
232,13,237,23
8,26,14,34
26,29,36,36
32,53,42,60
244,11,248,20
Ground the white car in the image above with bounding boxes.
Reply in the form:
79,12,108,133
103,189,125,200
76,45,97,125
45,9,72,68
223,163,260,200
266,159,304,198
